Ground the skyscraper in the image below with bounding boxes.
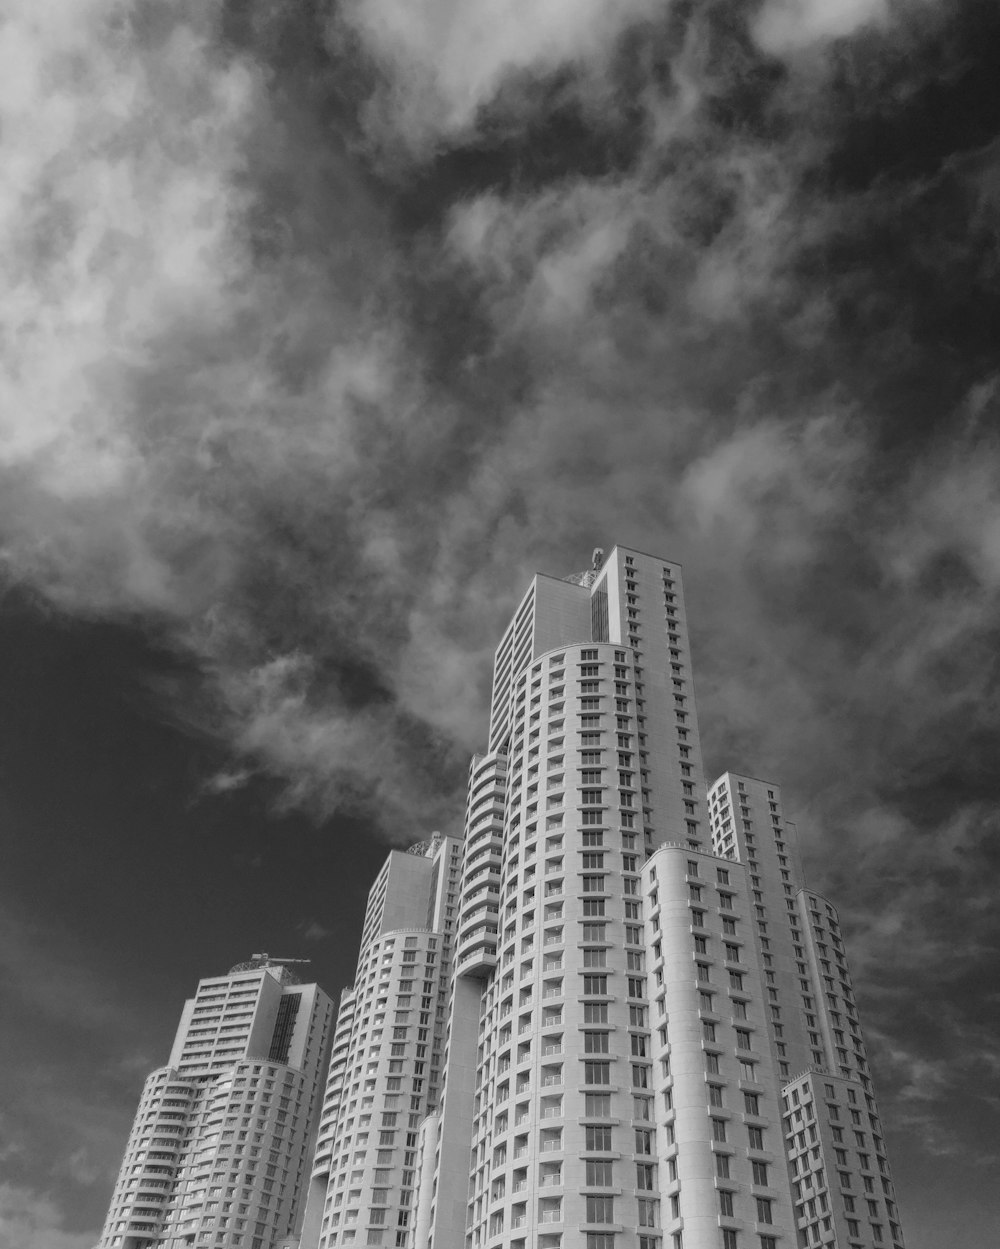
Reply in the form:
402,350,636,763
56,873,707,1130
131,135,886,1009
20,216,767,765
98,956,333,1249
309,544,905,1249
299,834,463,1249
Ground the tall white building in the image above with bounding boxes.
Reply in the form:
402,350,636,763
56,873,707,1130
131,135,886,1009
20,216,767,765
299,834,463,1249
99,957,333,1249
311,545,904,1249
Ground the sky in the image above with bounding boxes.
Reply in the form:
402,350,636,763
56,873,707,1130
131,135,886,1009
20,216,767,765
0,0,998,1244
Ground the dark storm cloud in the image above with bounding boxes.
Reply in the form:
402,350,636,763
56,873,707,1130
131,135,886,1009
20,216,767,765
1,0,999,1242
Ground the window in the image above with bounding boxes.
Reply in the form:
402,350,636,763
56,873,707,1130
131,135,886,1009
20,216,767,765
584,1032,610,1053
722,1233,739,1249
586,1196,614,1223
583,975,608,995
719,1191,735,1217
585,1126,612,1150
755,1198,773,1224
586,1160,614,1185
712,1118,727,1142
752,1161,769,1185
585,1093,612,1116
584,1062,611,1084
638,1197,659,1227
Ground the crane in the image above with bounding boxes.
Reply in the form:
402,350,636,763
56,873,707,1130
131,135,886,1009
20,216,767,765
251,953,312,964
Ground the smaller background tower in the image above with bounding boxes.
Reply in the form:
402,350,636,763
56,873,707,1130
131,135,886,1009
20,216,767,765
98,957,334,1249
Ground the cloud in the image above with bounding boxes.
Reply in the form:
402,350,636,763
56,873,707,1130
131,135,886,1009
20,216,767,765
752,0,892,53
334,0,661,154
1,1,997,856
0,1184,97,1249
297,918,334,942
0,0,476,828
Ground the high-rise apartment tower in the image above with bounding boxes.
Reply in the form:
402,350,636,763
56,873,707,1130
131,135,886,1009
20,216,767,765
307,544,905,1249
300,833,463,1249
99,956,333,1249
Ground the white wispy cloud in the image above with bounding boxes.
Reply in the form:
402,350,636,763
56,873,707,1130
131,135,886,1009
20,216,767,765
335,0,662,155
752,0,893,53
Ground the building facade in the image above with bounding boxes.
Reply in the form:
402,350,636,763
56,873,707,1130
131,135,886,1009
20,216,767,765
98,957,333,1249
387,545,902,1249
299,834,463,1249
